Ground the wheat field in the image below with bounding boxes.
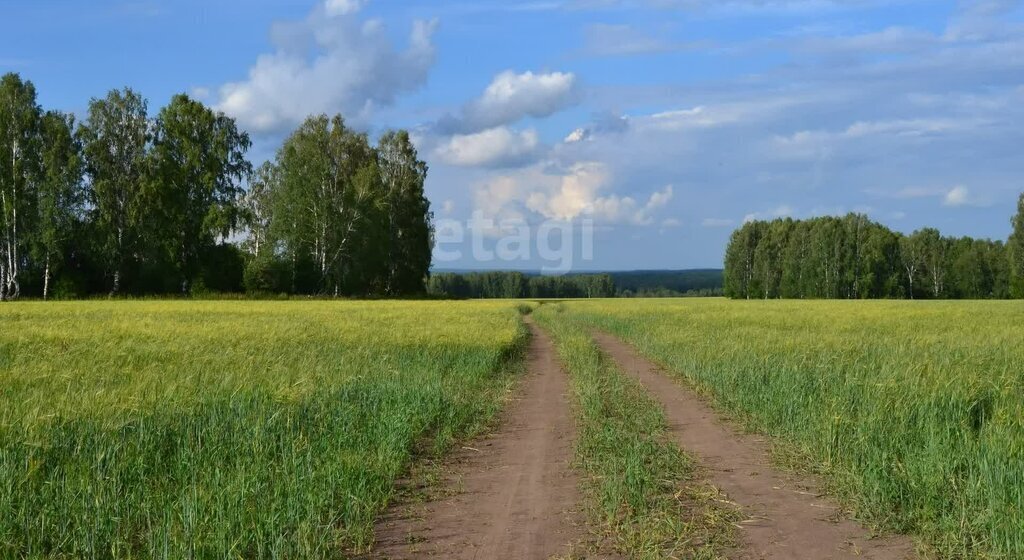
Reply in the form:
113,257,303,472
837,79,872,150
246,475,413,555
0,301,525,558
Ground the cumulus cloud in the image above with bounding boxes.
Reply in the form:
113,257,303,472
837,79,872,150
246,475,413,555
434,127,541,168
942,185,991,207
564,128,589,143
324,0,364,16
470,161,674,227
214,1,437,133
562,111,629,144
437,70,580,134
944,185,970,206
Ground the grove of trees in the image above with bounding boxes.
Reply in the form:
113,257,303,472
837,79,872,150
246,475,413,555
0,73,432,300
724,200,1024,299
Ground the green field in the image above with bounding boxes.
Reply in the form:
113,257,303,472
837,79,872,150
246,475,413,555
550,299,1024,558
2,299,1022,558
0,301,524,558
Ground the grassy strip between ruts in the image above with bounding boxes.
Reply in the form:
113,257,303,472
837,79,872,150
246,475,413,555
533,303,737,559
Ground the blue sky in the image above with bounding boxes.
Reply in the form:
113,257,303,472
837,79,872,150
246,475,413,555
3,0,1024,270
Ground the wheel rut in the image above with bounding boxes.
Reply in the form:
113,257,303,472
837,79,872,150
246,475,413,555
368,319,589,559
591,331,918,560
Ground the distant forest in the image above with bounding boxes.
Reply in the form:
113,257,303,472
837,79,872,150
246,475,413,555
0,73,431,300
427,269,723,299
724,195,1024,299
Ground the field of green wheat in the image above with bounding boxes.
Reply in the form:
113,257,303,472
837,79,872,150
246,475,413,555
552,298,1024,558
0,301,525,558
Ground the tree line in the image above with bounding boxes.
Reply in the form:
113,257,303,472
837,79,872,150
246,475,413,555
724,198,1024,299
0,73,431,300
427,272,617,299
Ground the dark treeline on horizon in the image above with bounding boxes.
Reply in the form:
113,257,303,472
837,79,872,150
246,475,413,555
427,272,616,299
724,198,1024,299
427,270,724,299
0,73,431,300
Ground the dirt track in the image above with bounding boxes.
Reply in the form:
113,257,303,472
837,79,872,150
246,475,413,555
369,319,587,559
592,331,917,560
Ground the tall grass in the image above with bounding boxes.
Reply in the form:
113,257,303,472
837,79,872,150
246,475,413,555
0,301,525,558
562,299,1024,558
533,305,735,559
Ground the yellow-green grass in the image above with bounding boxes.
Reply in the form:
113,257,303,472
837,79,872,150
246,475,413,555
534,304,735,559
0,301,525,558
555,298,1024,558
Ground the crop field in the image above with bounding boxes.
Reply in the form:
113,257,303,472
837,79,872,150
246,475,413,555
551,299,1024,558
3,298,1022,559
0,301,525,558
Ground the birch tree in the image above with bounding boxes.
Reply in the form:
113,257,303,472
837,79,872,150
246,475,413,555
1010,192,1024,298
150,94,250,294
378,130,432,295
0,73,41,301
79,88,151,295
35,111,84,300
242,161,278,259
273,115,381,295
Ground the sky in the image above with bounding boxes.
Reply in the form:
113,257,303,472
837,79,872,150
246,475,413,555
3,0,1024,271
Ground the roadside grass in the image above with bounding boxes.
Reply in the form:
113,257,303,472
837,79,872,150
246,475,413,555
534,303,737,559
0,300,525,558
560,298,1024,559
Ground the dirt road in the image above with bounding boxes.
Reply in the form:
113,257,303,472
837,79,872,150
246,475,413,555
592,331,917,560
369,320,587,559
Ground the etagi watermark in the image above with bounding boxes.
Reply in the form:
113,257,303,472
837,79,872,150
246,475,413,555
434,212,595,273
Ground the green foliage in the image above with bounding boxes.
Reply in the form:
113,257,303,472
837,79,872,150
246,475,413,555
605,269,723,293
564,299,1024,558
259,116,432,297
150,94,251,294
427,271,617,298
378,130,432,295
79,87,151,295
725,212,1014,299
0,73,42,301
0,300,525,556
1010,192,1024,298
0,73,433,300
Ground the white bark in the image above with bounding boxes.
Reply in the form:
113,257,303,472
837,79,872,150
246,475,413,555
43,255,50,301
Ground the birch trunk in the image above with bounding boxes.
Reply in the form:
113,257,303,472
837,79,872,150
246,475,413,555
43,254,50,300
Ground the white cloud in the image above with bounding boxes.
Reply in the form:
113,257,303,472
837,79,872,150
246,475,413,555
434,127,540,167
564,127,589,143
438,70,580,133
588,185,674,225
215,3,437,133
471,161,674,226
942,185,990,207
865,185,990,208
944,185,969,206
562,112,629,144
324,0,364,16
